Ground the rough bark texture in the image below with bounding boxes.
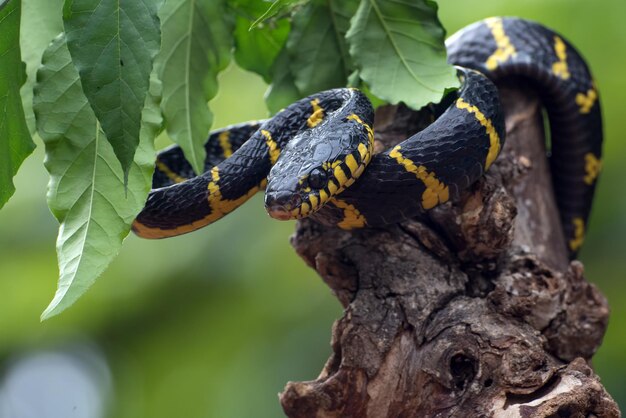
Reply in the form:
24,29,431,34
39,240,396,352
280,87,620,418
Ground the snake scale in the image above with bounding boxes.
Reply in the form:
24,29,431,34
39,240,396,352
133,17,603,258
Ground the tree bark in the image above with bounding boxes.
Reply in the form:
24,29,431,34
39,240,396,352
280,86,620,418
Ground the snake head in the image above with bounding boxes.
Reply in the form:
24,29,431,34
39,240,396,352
265,113,373,221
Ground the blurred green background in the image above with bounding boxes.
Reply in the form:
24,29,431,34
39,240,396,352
1,0,624,416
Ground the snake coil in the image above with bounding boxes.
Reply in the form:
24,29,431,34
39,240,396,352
133,17,602,258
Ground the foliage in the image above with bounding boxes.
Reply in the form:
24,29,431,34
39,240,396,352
0,0,34,209
62,0,161,183
156,0,233,175
347,0,457,107
34,35,160,319
2,0,457,317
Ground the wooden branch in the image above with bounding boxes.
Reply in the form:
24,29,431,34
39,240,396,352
280,87,620,417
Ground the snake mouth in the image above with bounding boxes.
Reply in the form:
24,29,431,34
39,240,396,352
267,208,293,221
265,191,302,221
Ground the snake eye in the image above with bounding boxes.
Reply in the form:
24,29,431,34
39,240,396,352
307,167,327,189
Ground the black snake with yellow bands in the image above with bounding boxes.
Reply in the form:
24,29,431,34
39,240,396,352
133,17,603,258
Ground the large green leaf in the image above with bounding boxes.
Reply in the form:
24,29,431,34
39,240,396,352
63,0,161,181
346,0,458,109
264,45,302,114
0,0,34,209
156,0,233,175
34,35,160,320
286,0,358,95
20,0,64,134
250,0,303,29
232,0,290,83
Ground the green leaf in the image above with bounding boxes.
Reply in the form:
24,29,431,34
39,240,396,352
250,0,302,29
286,0,358,95
346,0,459,109
34,35,160,320
232,2,290,83
264,45,301,114
346,70,386,108
20,0,64,134
156,0,233,175
0,0,35,209
62,0,161,182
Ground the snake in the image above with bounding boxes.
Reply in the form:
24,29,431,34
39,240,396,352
132,17,603,258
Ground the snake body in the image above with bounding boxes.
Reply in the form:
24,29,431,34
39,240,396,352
133,17,602,258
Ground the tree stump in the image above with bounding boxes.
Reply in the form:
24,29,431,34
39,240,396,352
280,86,620,417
